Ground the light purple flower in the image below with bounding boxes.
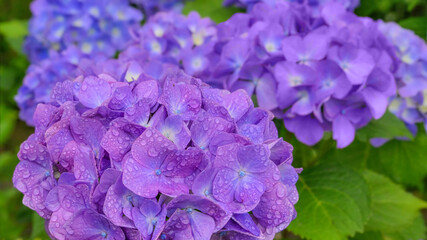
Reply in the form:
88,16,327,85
120,11,217,80
200,1,396,148
379,21,427,136
13,64,299,239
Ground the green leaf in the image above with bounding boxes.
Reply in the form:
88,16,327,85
251,94,259,107
356,111,413,141
183,0,242,23
366,132,427,188
351,213,426,240
399,17,427,39
361,170,427,232
351,231,383,240
355,0,377,16
0,66,17,91
0,188,29,239
0,20,28,54
30,212,50,239
387,213,427,240
406,0,421,11
355,0,394,16
326,140,371,169
325,129,427,188
0,151,19,181
274,119,328,169
288,163,370,240
0,105,17,146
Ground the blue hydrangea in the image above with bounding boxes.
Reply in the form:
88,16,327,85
24,0,143,62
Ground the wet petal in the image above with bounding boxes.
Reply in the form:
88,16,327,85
131,128,176,169
122,156,160,198
63,209,125,240
253,183,295,231
76,76,112,109
212,168,239,204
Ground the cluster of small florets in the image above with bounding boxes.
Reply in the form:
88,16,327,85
24,0,142,62
15,47,82,125
15,47,109,126
120,11,218,84
223,0,359,12
18,0,200,125
130,0,187,16
203,1,396,148
379,21,427,136
13,61,300,239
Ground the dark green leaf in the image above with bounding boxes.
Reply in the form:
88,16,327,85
183,0,242,23
406,0,422,11
356,111,413,141
399,17,427,39
274,119,328,169
355,0,395,16
0,66,17,91
288,163,370,240
355,0,377,16
361,170,427,232
0,189,27,239
0,104,18,145
351,231,383,240
0,151,19,181
366,132,427,188
325,140,371,169
30,212,49,239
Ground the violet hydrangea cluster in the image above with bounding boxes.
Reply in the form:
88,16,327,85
379,21,427,135
24,0,142,62
15,47,108,126
16,9,217,127
13,58,300,239
120,11,219,83
204,1,396,148
222,0,360,12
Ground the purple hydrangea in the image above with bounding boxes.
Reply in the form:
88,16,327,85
130,0,187,16
13,60,300,239
379,21,427,135
199,1,396,148
24,0,143,62
119,11,219,85
223,0,360,12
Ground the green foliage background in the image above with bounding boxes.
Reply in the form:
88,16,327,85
0,0,426,239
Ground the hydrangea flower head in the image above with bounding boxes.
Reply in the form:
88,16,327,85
205,1,395,148
223,0,360,12
370,21,427,145
13,60,300,239
120,11,218,84
15,47,109,125
25,0,143,62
